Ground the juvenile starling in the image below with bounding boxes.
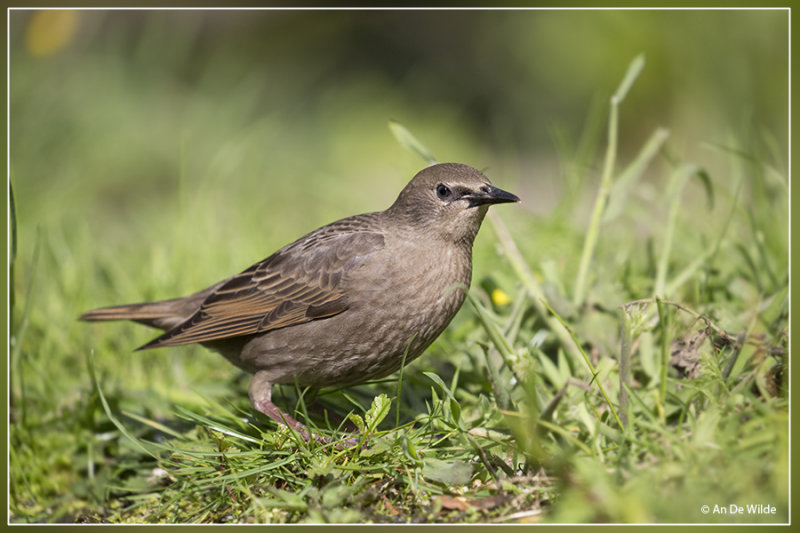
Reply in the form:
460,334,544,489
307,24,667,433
82,163,519,437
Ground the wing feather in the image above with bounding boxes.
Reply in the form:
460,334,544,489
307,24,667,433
138,217,384,350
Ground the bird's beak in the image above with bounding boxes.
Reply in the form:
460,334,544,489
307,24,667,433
466,184,520,207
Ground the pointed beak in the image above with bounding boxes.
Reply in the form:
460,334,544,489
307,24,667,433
466,184,520,207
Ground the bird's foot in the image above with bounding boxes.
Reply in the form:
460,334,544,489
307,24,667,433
253,399,361,449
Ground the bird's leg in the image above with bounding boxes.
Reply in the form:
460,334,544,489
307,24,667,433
248,371,361,448
249,371,312,440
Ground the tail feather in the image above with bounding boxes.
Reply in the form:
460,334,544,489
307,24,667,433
80,301,179,322
81,284,222,344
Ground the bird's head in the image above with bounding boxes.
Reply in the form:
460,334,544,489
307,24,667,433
388,163,520,245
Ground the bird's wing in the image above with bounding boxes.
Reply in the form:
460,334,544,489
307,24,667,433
138,220,385,349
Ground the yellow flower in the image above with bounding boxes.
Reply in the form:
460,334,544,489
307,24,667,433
491,288,511,306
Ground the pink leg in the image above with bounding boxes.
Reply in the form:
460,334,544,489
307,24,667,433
248,371,360,448
249,371,311,440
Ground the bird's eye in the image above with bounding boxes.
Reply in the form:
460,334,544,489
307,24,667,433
436,184,453,201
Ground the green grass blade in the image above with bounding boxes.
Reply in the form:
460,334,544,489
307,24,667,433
395,333,416,427
466,292,516,368
573,54,645,307
10,180,17,266
121,410,186,440
173,405,262,444
85,349,159,459
388,120,438,164
618,309,633,428
487,211,584,369
654,163,708,297
612,53,646,103
541,300,625,432
655,296,670,414
10,227,42,426
603,127,670,223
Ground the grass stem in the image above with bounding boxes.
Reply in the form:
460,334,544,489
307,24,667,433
487,212,583,369
542,300,625,432
573,54,645,308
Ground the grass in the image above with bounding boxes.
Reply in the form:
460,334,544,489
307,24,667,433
9,36,788,525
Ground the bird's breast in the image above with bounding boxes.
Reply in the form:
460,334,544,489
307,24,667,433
342,238,473,353
237,237,474,387
349,238,471,305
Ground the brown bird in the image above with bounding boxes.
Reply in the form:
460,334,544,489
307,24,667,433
82,163,519,439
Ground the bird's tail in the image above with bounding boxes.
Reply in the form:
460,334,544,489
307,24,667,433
81,284,219,332
80,300,180,322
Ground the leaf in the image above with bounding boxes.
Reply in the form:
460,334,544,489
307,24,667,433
424,371,454,401
449,398,462,425
347,412,365,433
365,394,391,432
638,330,657,380
422,458,473,486
424,372,464,428
465,293,517,374
692,407,721,449
536,350,565,389
401,434,419,461
259,489,308,511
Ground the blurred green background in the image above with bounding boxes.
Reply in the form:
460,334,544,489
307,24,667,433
11,8,787,229
9,8,789,524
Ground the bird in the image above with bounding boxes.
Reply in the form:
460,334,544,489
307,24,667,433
81,162,519,440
